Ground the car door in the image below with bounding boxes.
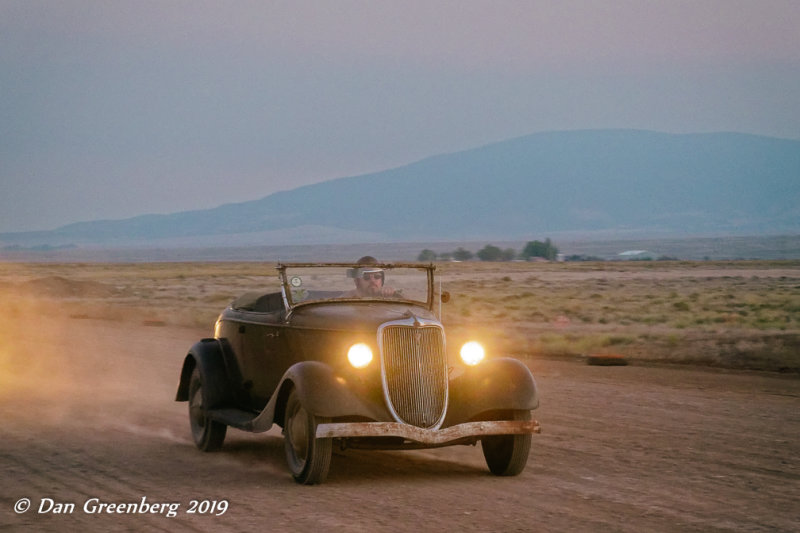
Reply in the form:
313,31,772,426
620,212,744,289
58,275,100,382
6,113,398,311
236,314,290,409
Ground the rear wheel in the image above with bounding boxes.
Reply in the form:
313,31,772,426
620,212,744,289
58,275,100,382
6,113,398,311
283,388,332,485
481,410,532,476
188,367,227,451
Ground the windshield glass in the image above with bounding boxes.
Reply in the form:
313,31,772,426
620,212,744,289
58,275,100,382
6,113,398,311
279,264,432,307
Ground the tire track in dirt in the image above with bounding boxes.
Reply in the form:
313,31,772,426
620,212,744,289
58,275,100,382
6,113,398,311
2,422,208,532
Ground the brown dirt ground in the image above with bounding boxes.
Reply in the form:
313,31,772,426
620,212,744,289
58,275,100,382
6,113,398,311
1,307,799,532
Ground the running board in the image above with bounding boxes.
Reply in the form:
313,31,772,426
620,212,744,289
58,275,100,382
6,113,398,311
206,408,260,430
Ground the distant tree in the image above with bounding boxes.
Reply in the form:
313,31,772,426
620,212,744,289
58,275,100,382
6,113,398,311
565,254,603,262
477,245,503,261
452,247,473,261
417,249,437,262
521,238,559,261
501,248,517,261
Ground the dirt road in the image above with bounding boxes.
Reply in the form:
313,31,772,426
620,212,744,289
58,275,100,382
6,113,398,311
1,315,798,532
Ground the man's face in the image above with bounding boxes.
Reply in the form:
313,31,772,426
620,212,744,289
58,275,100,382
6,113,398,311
355,271,383,296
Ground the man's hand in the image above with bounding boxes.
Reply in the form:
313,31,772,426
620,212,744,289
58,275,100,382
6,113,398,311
380,287,401,298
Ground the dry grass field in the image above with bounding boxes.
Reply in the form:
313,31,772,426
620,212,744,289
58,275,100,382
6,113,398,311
1,259,798,373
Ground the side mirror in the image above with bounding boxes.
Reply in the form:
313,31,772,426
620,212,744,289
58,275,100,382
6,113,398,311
440,291,451,304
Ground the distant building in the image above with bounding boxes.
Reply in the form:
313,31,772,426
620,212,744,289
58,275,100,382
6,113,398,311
618,250,655,260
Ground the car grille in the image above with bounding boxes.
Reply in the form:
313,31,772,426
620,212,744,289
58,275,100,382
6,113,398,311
380,324,447,429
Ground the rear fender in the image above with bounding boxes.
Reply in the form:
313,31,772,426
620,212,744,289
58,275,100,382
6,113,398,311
444,357,539,426
175,338,241,409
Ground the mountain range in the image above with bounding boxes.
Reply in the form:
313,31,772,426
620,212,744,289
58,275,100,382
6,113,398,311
3,129,799,248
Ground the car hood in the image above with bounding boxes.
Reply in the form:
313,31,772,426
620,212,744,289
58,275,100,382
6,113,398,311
288,301,439,332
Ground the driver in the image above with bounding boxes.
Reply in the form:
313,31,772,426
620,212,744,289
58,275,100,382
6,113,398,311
341,256,397,298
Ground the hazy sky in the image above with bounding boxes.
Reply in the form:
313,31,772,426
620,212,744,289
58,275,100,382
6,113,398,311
2,0,799,232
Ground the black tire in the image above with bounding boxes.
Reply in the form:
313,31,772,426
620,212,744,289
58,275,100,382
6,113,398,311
283,388,332,485
188,367,227,452
481,410,532,476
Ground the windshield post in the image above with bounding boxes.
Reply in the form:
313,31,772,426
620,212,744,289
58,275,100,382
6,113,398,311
427,263,435,312
276,264,291,309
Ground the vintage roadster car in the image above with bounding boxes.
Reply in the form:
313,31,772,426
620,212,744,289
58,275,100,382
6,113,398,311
176,261,540,484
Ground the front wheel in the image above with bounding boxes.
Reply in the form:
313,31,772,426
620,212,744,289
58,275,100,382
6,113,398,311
481,410,532,476
188,367,227,452
283,388,332,485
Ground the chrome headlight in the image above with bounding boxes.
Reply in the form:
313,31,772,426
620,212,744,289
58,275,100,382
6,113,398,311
460,341,485,366
347,343,373,368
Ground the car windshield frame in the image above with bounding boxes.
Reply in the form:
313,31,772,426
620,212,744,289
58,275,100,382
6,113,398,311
276,262,436,311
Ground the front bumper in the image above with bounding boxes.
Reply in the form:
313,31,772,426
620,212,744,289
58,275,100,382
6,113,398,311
315,419,541,445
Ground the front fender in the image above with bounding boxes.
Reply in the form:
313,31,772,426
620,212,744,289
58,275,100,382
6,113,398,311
443,357,539,427
249,361,390,433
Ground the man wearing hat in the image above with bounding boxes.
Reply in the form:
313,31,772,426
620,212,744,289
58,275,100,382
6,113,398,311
341,256,398,298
